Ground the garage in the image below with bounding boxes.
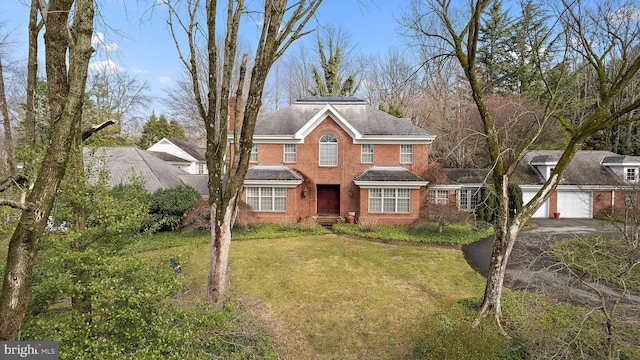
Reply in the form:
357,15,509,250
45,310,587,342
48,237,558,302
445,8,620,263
522,188,549,218
557,190,593,218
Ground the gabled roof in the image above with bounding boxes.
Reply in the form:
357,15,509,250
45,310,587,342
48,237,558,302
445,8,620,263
354,165,428,188
516,150,623,186
167,138,206,161
147,138,206,162
148,151,190,163
84,147,189,193
252,97,436,143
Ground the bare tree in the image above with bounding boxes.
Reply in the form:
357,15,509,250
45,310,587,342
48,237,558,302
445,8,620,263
163,0,322,308
83,70,151,137
0,0,95,340
403,0,640,333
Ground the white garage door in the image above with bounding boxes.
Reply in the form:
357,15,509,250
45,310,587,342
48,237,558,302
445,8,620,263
557,190,592,218
522,189,549,218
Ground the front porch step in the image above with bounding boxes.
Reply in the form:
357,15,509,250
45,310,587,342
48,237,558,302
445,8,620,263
316,214,339,226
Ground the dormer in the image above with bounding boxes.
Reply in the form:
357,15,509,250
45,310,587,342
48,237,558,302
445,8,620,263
602,155,640,183
530,154,559,181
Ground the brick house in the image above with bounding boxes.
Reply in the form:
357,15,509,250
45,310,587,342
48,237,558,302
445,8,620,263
428,150,640,219
232,97,436,225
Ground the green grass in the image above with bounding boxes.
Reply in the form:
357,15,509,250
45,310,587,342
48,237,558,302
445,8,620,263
332,223,493,245
144,231,486,358
550,235,640,291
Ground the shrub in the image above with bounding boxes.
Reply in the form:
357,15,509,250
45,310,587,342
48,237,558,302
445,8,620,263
148,185,202,232
280,216,296,231
300,217,318,232
416,204,468,232
358,217,379,232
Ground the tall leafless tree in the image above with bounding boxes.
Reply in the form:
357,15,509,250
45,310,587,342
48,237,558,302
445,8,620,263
163,0,322,308
403,0,640,333
0,0,95,340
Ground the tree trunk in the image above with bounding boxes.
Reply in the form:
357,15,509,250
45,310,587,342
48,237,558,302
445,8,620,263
207,197,236,308
0,0,94,340
0,58,16,176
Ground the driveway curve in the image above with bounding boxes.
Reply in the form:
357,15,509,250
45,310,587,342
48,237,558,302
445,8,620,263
462,219,640,312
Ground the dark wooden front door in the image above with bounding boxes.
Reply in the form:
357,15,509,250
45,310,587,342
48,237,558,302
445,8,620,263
317,185,340,214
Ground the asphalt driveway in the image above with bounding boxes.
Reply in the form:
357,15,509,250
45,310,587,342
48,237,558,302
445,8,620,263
462,219,640,309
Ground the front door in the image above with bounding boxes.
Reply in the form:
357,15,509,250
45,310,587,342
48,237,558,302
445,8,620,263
317,185,340,214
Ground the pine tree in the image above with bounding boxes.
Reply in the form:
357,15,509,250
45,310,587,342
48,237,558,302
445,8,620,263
310,38,358,96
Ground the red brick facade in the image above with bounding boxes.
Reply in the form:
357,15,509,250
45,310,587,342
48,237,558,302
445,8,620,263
235,116,431,225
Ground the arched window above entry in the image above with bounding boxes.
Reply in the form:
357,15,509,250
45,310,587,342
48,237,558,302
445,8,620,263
319,134,338,166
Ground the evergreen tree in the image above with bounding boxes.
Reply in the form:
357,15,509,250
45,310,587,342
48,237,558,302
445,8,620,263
478,0,512,94
137,113,186,149
310,38,359,96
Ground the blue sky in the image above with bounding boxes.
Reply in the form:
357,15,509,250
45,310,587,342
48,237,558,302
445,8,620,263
2,0,404,114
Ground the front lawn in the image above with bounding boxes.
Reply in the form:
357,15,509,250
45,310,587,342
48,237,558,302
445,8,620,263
333,222,493,245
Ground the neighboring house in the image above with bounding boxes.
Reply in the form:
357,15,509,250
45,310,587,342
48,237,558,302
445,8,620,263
147,138,208,175
231,96,436,225
430,150,640,219
84,147,209,197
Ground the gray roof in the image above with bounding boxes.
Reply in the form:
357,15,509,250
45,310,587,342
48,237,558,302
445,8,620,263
354,165,426,182
179,174,210,196
245,164,303,181
168,138,206,161
149,151,190,163
84,147,207,195
445,168,491,184
254,97,435,138
601,155,640,165
516,150,623,186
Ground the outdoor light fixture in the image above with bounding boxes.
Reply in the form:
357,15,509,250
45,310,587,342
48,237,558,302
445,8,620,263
303,188,309,197
348,188,353,197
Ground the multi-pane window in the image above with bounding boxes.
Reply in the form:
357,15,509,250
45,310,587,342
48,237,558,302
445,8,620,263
368,188,411,213
284,144,297,163
427,190,449,205
250,144,258,163
246,187,287,212
361,144,374,163
319,134,338,166
626,168,637,182
458,189,481,212
198,163,205,175
400,144,413,164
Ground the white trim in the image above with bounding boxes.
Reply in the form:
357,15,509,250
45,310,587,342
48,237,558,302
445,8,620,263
354,181,427,188
244,180,302,188
147,138,198,162
295,104,362,140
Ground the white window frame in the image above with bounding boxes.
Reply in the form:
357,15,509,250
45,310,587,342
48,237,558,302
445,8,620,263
400,144,413,164
361,144,374,163
246,187,287,212
198,163,205,175
457,188,481,212
319,134,338,167
368,188,411,213
250,144,258,163
427,190,449,205
626,168,637,182
284,144,297,163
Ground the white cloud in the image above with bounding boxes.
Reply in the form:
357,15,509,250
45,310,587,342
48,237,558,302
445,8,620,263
132,67,149,74
89,60,125,74
91,31,119,52
607,6,640,25
159,76,172,83
91,32,105,46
